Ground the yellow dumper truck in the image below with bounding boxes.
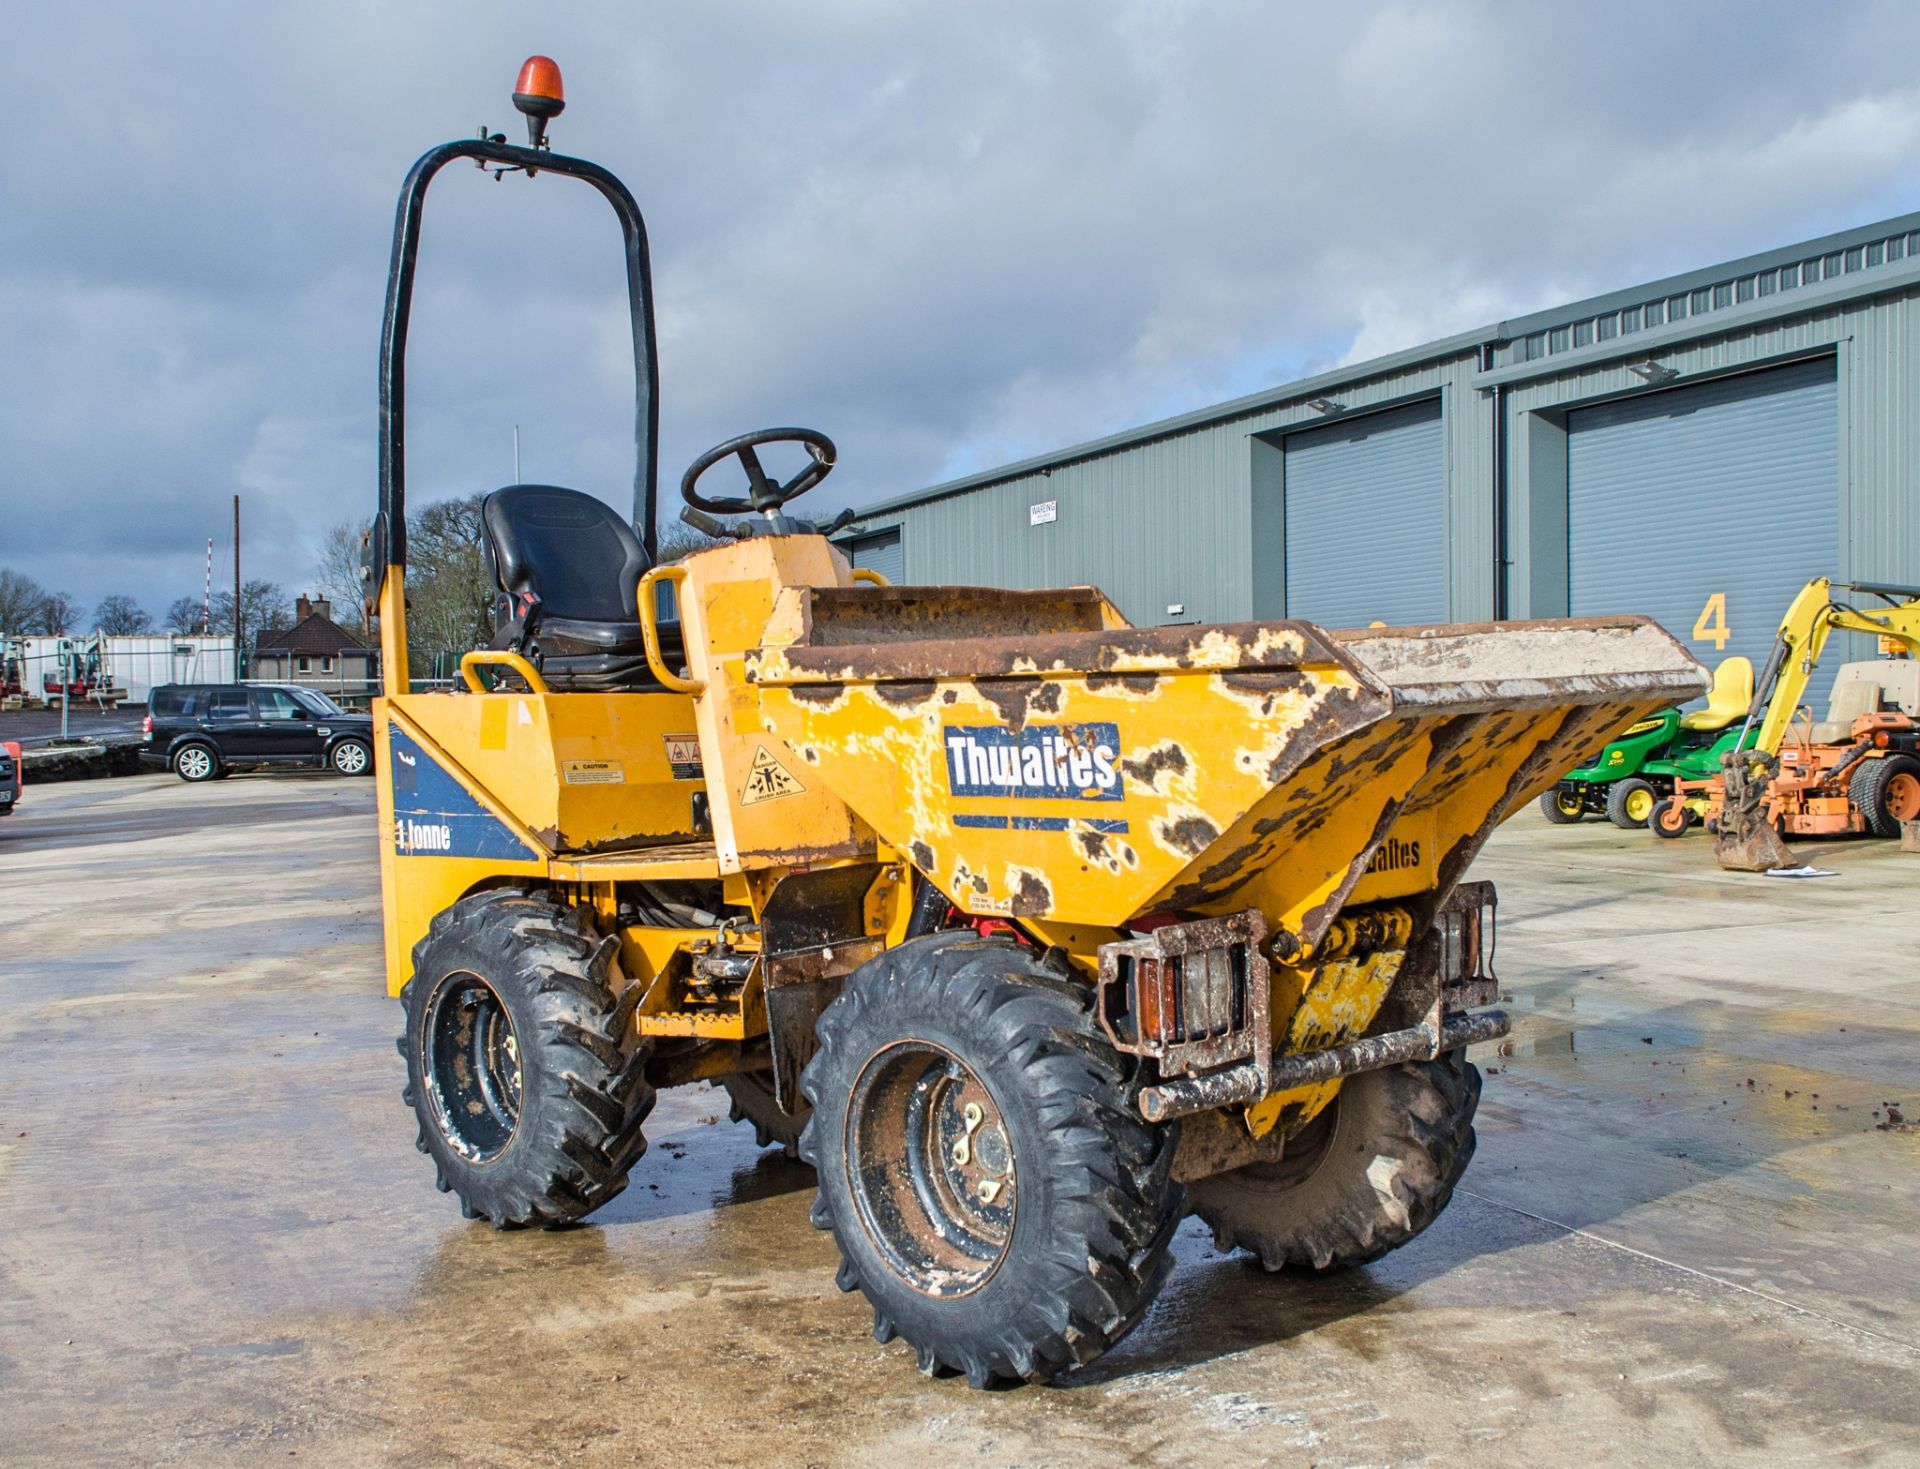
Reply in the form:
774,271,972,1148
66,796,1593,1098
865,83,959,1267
372,61,1708,1386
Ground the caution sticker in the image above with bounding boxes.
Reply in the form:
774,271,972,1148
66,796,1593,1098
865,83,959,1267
563,760,625,786
664,733,703,782
741,744,806,806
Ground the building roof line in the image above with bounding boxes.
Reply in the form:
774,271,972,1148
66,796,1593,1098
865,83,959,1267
849,206,1920,526
846,324,1495,523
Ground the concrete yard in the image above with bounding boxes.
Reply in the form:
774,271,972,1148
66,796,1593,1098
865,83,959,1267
1,772,1915,1468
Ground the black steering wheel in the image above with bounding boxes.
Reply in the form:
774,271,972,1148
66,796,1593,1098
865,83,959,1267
681,427,837,515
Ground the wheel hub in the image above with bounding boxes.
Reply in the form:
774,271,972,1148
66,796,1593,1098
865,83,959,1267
1888,772,1920,823
422,972,522,1162
846,1042,1016,1296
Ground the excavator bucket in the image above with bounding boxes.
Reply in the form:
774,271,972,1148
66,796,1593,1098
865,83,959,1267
1713,748,1795,871
749,588,1707,944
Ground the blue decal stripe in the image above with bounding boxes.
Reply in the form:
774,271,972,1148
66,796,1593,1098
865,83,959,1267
388,728,540,861
952,814,1132,834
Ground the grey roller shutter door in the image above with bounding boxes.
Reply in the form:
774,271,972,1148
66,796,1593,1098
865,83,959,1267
1567,357,1838,701
1283,398,1446,628
849,529,905,584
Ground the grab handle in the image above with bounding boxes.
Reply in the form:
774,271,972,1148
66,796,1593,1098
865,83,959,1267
637,565,705,695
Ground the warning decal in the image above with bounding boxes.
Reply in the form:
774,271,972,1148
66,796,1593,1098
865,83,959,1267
563,760,625,786
741,744,806,806
664,733,703,781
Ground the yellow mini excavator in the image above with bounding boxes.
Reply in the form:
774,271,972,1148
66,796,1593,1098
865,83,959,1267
370,60,1708,1386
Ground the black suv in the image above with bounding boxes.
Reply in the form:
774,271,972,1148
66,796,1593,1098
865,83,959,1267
142,684,375,782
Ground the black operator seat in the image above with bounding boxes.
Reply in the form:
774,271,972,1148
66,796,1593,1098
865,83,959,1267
480,484,683,692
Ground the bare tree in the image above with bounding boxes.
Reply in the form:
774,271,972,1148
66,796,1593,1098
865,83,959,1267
179,581,289,641
404,495,494,668
35,590,82,635
657,517,733,563
93,594,153,635
0,568,47,636
164,596,210,634
313,520,372,635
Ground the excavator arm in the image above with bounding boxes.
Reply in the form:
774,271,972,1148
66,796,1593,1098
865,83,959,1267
1739,578,1920,755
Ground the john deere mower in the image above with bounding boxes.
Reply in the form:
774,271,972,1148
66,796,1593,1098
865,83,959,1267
370,60,1708,1387
1538,654,1751,828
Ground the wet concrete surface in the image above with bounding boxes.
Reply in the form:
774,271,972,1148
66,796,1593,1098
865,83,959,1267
0,705,147,748
1,774,1915,1467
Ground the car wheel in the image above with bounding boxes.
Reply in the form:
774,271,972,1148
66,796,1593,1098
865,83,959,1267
173,744,220,783
329,739,372,776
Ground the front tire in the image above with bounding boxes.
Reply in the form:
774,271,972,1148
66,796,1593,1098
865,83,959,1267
1606,777,1657,829
173,743,220,783
329,738,372,776
800,935,1181,1387
1648,796,1693,839
1190,1051,1480,1273
1539,786,1585,824
399,889,653,1227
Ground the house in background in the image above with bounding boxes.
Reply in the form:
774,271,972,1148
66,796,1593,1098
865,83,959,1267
252,595,377,693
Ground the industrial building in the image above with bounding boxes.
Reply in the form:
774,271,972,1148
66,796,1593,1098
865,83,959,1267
840,211,1920,687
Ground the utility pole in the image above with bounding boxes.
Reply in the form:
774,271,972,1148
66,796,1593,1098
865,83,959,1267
233,494,243,682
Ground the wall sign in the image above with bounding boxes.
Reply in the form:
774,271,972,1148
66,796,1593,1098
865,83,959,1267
1029,500,1057,526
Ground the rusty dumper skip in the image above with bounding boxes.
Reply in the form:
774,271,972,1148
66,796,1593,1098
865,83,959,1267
376,60,1710,1387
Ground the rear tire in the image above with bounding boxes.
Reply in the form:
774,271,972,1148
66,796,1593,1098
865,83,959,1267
1190,1051,1480,1273
1850,755,1920,838
1606,777,1657,829
1539,787,1585,824
399,889,653,1228
800,934,1181,1387
173,743,220,783
718,1072,810,1160
1648,796,1693,840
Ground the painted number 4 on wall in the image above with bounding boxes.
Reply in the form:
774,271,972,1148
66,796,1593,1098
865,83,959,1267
1692,591,1730,651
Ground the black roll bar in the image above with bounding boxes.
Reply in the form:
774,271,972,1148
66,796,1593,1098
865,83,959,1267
375,137,660,587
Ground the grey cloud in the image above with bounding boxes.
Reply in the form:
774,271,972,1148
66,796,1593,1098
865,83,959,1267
6,2,1920,619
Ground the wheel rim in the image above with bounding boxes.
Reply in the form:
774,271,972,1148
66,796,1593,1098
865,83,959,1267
422,971,522,1164
1625,787,1654,823
1887,772,1920,822
846,1041,1016,1296
1554,791,1582,817
1225,1090,1341,1193
334,743,368,774
178,748,211,780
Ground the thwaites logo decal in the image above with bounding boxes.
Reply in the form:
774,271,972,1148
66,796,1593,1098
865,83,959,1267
389,728,539,860
1364,835,1424,874
944,723,1122,802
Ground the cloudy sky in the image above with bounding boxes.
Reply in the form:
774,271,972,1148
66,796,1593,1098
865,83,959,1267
8,1,1920,624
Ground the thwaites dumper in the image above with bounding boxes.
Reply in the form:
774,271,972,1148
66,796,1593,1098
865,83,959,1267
372,63,1709,1387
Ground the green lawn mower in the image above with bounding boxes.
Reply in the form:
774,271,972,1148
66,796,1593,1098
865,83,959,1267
1539,655,1752,829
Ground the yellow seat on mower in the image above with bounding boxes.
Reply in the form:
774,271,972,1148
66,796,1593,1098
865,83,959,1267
1678,654,1753,731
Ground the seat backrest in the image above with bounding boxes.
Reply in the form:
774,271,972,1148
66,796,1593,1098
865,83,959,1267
1678,654,1754,730
482,485,650,623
